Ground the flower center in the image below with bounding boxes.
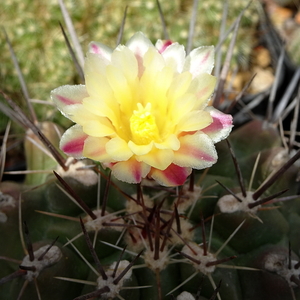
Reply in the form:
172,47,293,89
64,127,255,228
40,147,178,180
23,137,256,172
130,102,160,145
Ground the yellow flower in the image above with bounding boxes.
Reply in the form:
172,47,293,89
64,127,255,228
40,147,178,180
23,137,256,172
51,32,232,186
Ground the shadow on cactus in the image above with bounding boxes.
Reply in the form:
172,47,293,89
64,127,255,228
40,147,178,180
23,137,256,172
0,221,87,299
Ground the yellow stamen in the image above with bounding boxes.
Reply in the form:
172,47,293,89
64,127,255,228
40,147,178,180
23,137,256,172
130,103,160,145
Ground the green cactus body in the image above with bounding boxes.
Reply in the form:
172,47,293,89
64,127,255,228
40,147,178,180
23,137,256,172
0,240,89,300
236,244,300,300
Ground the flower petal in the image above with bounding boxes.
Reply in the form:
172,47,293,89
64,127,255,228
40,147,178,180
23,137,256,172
173,132,217,169
63,103,97,124
128,140,154,156
88,41,112,61
51,85,88,117
83,95,119,129
184,46,214,77
136,148,174,170
155,134,180,151
202,107,233,143
161,42,186,73
83,71,120,127
105,137,133,161
167,72,193,101
83,136,111,162
191,73,217,109
168,93,197,126
111,46,139,82
143,47,165,72
106,64,135,115
83,118,115,137
139,65,173,121
60,124,87,158
150,164,191,186
176,110,212,133
155,39,173,53
111,159,151,184
126,32,154,57
85,52,111,76
84,71,114,100
126,32,155,77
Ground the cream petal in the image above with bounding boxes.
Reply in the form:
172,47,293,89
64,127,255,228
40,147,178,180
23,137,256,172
84,73,120,127
51,85,88,118
111,46,138,82
83,118,115,137
106,65,135,115
83,96,119,127
143,47,165,71
190,73,217,110
126,32,155,77
139,69,156,103
176,110,213,133
155,39,173,53
161,42,186,73
60,124,87,158
139,66,173,111
111,158,151,184
167,72,193,101
139,66,174,131
169,93,197,126
83,136,111,162
150,67,174,128
85,71,114,100
128,141,154,156
155,66,174,93
84,52,110,76
154,134,180,151
88,41,112,61
173,132,217,169
150,164,191,187
105,137,133,161
126,32,154,56
63,104,97,125
136,148,174,170
202,107,233,143
184,46,214,77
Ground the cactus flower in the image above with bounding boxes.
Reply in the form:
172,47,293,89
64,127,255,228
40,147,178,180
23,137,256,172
51,32,232,186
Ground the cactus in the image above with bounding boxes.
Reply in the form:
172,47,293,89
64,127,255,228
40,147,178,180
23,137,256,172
1,1,300,300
